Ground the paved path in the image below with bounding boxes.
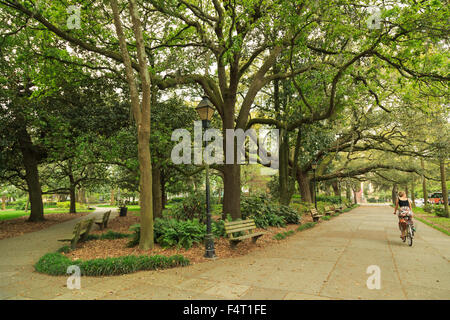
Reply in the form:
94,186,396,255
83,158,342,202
1,205,449,300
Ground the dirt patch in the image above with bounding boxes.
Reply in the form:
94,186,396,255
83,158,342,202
64,213,314,265
0,212,91,240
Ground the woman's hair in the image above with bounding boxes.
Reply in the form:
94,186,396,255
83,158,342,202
398,191,406,197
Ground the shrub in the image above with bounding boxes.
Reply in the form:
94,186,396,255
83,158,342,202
86,231,131,241
253,212,286,229
56,201,88,210
423,204,433,213
128,218,211,250
273,230,295,240
291,202,313,215
241,194,300,228
212,219,226,238
433,205,448,217
56,246,72,254
322,216,331,221
44,202,58,208
34,252,189,276
316,195,342,204
154,218,205,250
127,224,141,248
241,194,270,218
277,205,301,224
14,199,27,210
170,191,206,222
296,222,316,232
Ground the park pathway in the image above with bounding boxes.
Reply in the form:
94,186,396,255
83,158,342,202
0,207,117,299
1,205,449,300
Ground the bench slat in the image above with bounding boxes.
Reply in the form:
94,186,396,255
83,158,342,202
226,227,256,236
223,219,265,248
231,232,265,241
224,220,255,227
225,223,256,232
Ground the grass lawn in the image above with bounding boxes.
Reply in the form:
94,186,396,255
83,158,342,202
0,208,93,221
95,204,141,212
413,207,450,236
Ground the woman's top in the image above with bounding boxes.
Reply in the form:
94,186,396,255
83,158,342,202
398,198,410,207
398,197,411,216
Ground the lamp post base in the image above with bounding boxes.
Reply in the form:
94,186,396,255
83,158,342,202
204,233,216,258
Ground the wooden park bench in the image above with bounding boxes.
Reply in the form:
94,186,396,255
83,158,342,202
95,210,111,230
310,208,323,222
335,204,346,213
323,206,335,216
58,218,95,249
224,219,265,249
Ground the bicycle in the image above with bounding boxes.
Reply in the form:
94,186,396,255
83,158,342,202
399,214,414,246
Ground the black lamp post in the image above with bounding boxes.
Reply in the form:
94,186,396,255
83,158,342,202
196,96,216,259
311,162,317,209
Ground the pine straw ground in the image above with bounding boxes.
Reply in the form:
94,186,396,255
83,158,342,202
63,213,315,265
0,212,91,240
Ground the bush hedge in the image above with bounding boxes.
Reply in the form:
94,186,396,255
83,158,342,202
127,218,226,249
86,230,132,241
56,201,89,211
34,252,189,276
241,194,301,228
273,230,295,240
296,222,317,232
316,195,343,204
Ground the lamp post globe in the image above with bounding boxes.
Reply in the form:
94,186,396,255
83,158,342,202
196,96,215,129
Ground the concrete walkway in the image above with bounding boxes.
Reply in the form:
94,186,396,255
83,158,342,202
1,205,449,300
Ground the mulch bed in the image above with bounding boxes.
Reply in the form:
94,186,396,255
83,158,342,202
64,213,316,265
0,212,91,240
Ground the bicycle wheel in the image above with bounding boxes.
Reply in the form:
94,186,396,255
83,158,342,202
407,226,413,246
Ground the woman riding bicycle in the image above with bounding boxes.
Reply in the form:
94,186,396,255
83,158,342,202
393,191,414,240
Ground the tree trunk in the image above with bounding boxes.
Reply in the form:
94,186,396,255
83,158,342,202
222,93,242,220
137,128,154,249
18,128,44,221
78,188,86,204
411,179,416,208
152,166,162,219
421,158,428,204
110,189,115,206
223,164,241,220
279,130,292,205
404,184,409,199
111,0,154,250
392,184,398,205
331,180,339,196
1,196,6,210
296,170,312,203
440,158,449,217
161,177,167,209
69,185,76,213
346,184,351,201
